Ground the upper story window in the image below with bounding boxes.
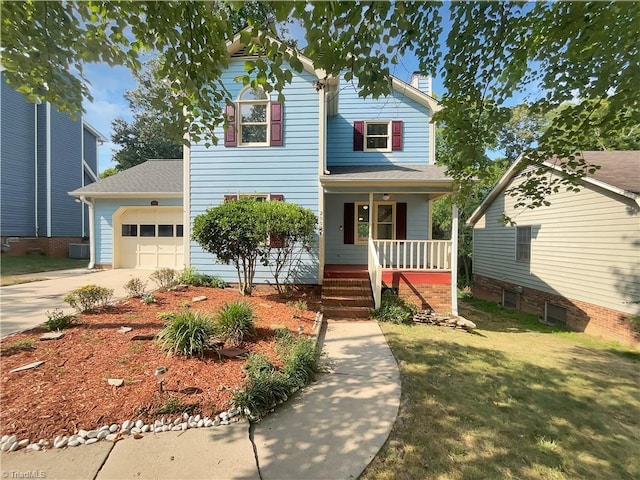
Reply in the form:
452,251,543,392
516,226,531,262
353,120,403,152
238,87,269,146
224,87,283,148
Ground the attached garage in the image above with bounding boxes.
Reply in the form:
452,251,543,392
115,206,184,268
68,159,184,270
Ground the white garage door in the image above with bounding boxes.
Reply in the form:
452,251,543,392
118,207,184,269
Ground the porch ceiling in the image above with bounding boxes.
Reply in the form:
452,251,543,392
321,165,454,193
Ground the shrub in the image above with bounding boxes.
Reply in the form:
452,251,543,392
231,370,293,419
178,267,211,287
63,285,114,312
244,352,275,377
1,339,36,354
157,310,214,357
286,299,308,317
371,290,417,324
124,277,147,298
141,292,157,305
150,268,178,290
44,309,77,331
215,301,255,346
208,276,227,289
280,336,321,388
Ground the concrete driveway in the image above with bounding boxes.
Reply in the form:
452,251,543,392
0,269,156,338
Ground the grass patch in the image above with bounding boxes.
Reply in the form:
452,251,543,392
1,256,87,285
362,299,640,480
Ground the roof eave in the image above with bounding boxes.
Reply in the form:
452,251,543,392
68,192,182,198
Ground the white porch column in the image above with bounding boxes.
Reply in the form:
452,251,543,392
451,203,459,316
368,192,374,239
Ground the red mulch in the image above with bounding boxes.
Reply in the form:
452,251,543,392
0,286,320,442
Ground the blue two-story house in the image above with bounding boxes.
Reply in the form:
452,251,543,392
1,71,106,257
70,35,459,317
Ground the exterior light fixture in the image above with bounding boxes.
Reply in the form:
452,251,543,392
382,193,390,200
154,366,167,392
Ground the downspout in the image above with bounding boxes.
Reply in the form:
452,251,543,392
78,195,95,269
34,103,39,237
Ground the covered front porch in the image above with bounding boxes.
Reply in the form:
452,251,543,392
319,165,459,316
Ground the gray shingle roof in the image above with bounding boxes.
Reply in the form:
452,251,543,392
321,164,453,183
69,159,183,196
582,151,640,194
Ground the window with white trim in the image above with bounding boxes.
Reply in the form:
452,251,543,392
364,121,392,152
516,226,531,262
238,86,269,146
354,202,396,244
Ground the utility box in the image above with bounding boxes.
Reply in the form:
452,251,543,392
69,243,89,259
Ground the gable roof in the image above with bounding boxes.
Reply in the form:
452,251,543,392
69,159,182,197
226,31,441,113
321,164,452,184
467,151,640,226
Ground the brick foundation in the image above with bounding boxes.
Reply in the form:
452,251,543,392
382,271,452,314
1,236,86,257
473,274,640,348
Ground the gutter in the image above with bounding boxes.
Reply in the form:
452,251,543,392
78,195,96,269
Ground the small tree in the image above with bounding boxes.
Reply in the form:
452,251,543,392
192,198,269,295
263,201,317,295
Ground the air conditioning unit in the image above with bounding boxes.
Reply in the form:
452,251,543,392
69,243,89,259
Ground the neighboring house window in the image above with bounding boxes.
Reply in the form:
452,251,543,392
225,87,284,147
353,202,396,244
353,120,403,151
516,226,531,262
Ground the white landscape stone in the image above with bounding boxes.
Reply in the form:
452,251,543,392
107,378,125,387
122,420,134,430
17,439,30,447
10,361,45,373
141,425,150,433
85,438,98,445
68,440,81,447
97,430,109,440
135,419,144,429
87,430,98,438
106,434,117,442
9,442,19,452
109,424,118,433
40,331,65,341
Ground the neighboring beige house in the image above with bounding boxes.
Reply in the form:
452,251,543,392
467,151,640,347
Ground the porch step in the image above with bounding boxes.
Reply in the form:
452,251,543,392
322,295,374,308
321,285,372,297
322,277,374,321
322,306,373,320
322,278,370,288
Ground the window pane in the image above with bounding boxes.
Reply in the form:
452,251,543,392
367,123,388,135
357,223,369,241
377,205,393,223
366,137,388,149
140,225,155,237
241,125,267,143
158,225,173,237
377,224,393,240
516,226,531,261
176,225,184,237
239,88,267,101
122,224,137,237
357,204,370,222
240,104,266,122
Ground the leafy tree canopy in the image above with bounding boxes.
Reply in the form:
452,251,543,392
2,1,638,207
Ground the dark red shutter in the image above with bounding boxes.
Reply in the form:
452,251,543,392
391,120,403,151
344,203,355,244
224,104,237,147
396,202,407,240
353,121,364,151
224,194,238,202
269,194,285,247
270,102,283,146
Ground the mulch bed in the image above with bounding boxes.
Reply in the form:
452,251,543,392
0,286,320,443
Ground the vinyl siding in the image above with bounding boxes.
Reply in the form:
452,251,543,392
0,77,36,236
49,106,83,236
327,75,432,167
95,198,183,265
189,60,320,284
83,128,98,174
324,194,430,264
473,172,640,315
36,103,48,236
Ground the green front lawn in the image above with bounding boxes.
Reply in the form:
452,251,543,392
0,256,88,285
362,298,639,480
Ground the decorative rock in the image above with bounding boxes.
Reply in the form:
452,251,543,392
97,430,109,440
192,295,207,302
10,361,44,373
213,418,221,427
78,429,89,438
120,429,131,436
0,442,10,452
9,442,19,452
180,422,188,430
220,420,230,426
53,437,68,448
456,317,477,330
85,438,98,445
109,424,119,433
99,425,110,432
130,334,156,341
118,326,133,334
87,430,99,439
171,426,182,431
108,378,125,387
162,426,170,432
0,435,7,443
183,412,189,421
161,417,167,426
154,427,163,433
122,420,134,430
135,419,144,429
220,412,229,421
131,427,141,434
27,443,41,451
38,439,47,446
194,414,201,422
141,424,150,433
106,434,117,442
69,435,80,443
173,417,181,426
40,331,65,341
6,435,17,445
197,419,204,428
17,438,29,448
204,419,213,428
77,437,86,445
68,440,81,447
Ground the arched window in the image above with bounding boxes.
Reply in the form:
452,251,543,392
238,86,269,146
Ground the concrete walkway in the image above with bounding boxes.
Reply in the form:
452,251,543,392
0,322,400,480
0,268,155,337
